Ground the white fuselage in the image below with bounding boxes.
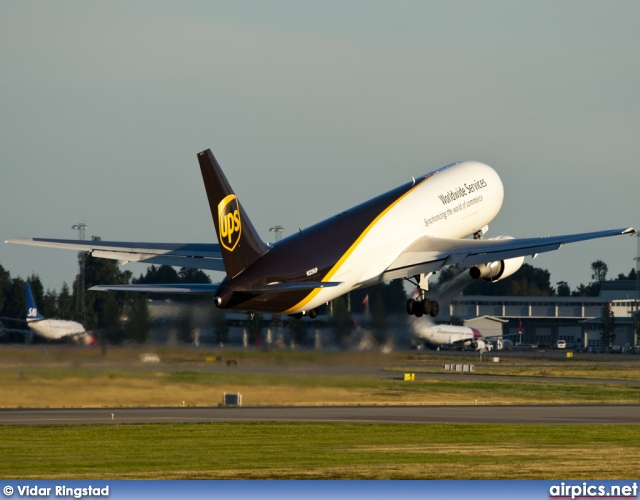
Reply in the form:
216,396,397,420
409,318,482,348
27,319,87,341
299,161,504,312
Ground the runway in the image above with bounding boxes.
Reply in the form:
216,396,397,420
1,405,639,425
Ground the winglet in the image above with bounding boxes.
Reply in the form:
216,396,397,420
198,150,269,279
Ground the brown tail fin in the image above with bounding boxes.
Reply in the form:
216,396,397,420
198,149,269,278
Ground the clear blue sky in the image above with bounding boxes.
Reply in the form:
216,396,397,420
1,1,638,293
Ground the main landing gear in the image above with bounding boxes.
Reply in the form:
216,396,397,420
406,296,439,318
289,308,319,320
405,273,440,318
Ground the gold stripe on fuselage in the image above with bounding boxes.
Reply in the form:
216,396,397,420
283,176,429,314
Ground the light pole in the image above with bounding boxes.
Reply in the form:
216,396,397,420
269,225,285,242
71,223,87,321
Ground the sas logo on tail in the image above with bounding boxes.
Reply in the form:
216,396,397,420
218,194,242,252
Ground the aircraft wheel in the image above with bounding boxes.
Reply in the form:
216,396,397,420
430,300,440,318
423,299,431,316
414,301,424,317
308,308,318,319
406,299,415,315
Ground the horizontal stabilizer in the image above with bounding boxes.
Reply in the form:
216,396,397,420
90,284,220,294
89,281,341,295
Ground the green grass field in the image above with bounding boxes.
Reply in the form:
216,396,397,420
1,345,640,479
3,366,640,407
1,422,639,479
2,346,640,407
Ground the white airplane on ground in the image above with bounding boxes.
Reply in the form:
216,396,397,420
24,282,95,345
6,150,635,318
409,316,488,351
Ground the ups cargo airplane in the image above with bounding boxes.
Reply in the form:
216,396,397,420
6,150,635,319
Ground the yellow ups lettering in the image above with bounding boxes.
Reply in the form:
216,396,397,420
234,210,241,232
217,195,242,252
226,213,236,244
220,214,229,239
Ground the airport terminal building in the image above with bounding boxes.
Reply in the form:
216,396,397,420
450,280,639,350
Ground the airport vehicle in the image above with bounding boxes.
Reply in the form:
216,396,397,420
14,283,95,344
7,150,635,318
555,340,566,349
494,339,514,351
409,317,489,351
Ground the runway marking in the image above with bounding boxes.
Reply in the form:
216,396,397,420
2,406,640,425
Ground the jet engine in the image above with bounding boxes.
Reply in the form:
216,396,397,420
468,236,525,282
470,339,488,351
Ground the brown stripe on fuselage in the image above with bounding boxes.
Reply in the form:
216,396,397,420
217,175,429,314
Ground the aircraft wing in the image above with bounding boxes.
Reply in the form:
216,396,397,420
382,227,635,280
6,238,225,272
0,316,27,324
0,327,31,334
89,281,341,294
0,317,31,336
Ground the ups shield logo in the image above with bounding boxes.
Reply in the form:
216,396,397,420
218,195,242,252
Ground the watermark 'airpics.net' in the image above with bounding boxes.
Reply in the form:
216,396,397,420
550,482,637,499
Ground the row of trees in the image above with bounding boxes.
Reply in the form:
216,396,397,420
1,267,69,325
5,252,631,322
1,250,408,347
1,242,148,343
1,247,636,346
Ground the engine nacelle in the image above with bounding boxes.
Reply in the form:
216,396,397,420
468,236,525,282
466,339,487,351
